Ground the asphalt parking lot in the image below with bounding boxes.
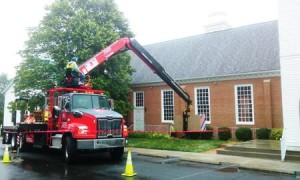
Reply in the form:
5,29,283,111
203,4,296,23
0,144,296,180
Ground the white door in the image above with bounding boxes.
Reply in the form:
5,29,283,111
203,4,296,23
133,91,145,131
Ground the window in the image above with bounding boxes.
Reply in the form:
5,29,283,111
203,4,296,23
62,97,70,111
235,84,254,125
72,94,110,110
92,95,110,109
134,92,144,108
194,87,211,123
161,90,174,122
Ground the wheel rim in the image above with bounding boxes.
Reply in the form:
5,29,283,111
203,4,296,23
65,147,69,160
20,136,23,148
5,133,9,143
11,136,15,147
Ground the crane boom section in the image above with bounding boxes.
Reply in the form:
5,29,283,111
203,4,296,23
78,37,192,106
79,37,131,75
128,39,192,106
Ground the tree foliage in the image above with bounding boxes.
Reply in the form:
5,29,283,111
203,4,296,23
15,0,134,117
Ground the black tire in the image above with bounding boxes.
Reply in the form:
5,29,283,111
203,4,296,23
2,132,8,144
19,135,24,152
2,132,11,144
63,136,77,164
109,147,124,161
19,135,33,152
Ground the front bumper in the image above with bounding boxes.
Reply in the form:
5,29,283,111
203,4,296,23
77,138,126,150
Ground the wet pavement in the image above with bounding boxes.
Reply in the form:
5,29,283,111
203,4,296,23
0,143,298,179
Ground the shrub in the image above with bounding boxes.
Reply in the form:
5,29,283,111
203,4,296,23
200,125,213,140
128,131,148,138
150,132,170,139
185,125,213,140
171,132,185,139
235,127,252,141
185,132,201,139
269,128,283,140
256,128,271,139
129,132,170,139
218,126,232,141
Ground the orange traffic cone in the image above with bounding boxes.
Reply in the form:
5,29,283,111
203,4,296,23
2,145,11,163
122,150,137,177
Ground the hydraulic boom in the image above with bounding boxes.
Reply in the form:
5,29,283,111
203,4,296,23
79,37,192,130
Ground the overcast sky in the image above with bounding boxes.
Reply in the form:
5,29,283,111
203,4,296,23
0,0,278,78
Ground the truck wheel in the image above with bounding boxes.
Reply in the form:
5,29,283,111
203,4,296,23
3,132,11,144
109,147,124,161
10,134,17,151
63,136,77,164
19,135,32,152
19,135,24,151
2,132,8,144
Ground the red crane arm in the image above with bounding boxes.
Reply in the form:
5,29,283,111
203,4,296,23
79,37,131,75
78,37,192,107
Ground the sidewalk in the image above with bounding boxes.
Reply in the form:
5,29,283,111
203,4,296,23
125,147,300,175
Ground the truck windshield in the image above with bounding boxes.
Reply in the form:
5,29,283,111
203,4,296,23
72,94,110,110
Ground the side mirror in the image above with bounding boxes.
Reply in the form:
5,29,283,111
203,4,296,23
73,111,83,118
109,99,114,109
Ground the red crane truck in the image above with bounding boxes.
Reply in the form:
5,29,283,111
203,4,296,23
2,37,192,163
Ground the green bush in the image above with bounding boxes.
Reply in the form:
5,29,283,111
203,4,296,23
185,132,201,139
269,128,283,140
128,132,170,139
128,131,148,138
218,126,232,141
150,132,170,139
200,125,214,140
185,125,213,140
235,127,252,141
256,128,271,139
171,132,185,139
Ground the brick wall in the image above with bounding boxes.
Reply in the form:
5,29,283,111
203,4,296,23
128,76,282,129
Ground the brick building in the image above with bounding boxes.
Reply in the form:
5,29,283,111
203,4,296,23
128,21,282,131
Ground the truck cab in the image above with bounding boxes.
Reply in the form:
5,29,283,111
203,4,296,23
57,93,125,140
50,89,127,163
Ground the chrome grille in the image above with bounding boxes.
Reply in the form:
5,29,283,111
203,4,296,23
98,118,122,138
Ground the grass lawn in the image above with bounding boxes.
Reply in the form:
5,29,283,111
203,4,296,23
127,138,226,153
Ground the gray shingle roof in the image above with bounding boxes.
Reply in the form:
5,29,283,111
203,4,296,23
130,21,279,85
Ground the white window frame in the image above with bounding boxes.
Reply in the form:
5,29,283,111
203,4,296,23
235,84,255,125
161,89,174,123
194,87,211,124
134,91,144,108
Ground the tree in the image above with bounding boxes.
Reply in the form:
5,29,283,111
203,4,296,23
15,0,134,117
0,73,11,125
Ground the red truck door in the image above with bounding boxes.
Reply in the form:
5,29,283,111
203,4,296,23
60,96,71,129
